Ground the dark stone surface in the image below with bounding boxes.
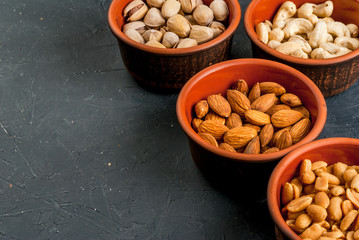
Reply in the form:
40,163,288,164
0,0,358,239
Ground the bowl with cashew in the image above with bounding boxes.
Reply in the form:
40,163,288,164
268,137,359,240
244,0,359,97
176,58,327,189
108,0,241,91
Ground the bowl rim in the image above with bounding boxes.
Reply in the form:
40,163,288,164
267,137,359,240
244,0,359,66
108,0,241,56
176,58,327,163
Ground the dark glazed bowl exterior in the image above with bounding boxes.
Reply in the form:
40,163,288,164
267,138,359,240
108,0,241,91
244,0,359,98
176,59,327,189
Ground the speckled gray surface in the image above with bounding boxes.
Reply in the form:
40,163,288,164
0,0,358,239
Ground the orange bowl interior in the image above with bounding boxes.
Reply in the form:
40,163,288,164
108,0,241,55
244,0,359,65
176,58,327,163
268,138,359,240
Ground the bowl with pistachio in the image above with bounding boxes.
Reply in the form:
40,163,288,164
176,58,327,188
108,0,241,91
244,0,359,97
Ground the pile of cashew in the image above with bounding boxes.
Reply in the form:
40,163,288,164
255,1,359,59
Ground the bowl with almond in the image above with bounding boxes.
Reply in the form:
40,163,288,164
268,137,359,240
176,58,327,187
244,0,359,97
108,0,241,91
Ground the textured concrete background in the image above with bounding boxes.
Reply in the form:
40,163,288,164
0,0,358,239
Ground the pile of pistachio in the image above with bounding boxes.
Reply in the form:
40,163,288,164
122,0,229,48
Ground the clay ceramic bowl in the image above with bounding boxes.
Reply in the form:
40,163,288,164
244,0,359,98
176,58,327,190
267,137,359,240
108,0,241,91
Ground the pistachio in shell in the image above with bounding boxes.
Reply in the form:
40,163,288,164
143,7,166,28
161,0,181,19
147,0,165,8
184,14,198,25
123,0,149,22
142,29,164,42
176,38,198,48
189,25,214,44
145,40,166,48
162,31,180,48
209,0,229,21
179,0,197,14
209,21,226,37
124,29,145,44
123,21,148,35
167,14,192,37
193,4,214,26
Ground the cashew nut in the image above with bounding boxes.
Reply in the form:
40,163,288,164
290,48,308,59
313,1,334,17
326,33,334,42
321,16,334,23
308,20,328,48
288,35,312,53
269,28,285,42
310,47,332,59
275,41,302,55
283,18,313,39
272,1,297,29
327,21,351,38
264,20,273,31
334,36,359,51
347,23,359,38
311,43,352,59
297,3,316,19
268,40,281,49
307,14,319,25
256,22,269,44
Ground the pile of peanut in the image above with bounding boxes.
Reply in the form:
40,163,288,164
122,0,229,48
282,159,359,239
191,79,312,154
256,1,359,59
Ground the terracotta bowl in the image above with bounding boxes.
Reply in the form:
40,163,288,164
176,58,327,191
267,137,359,240
108,0,241,91
244,0,359,98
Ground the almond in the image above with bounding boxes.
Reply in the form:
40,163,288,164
259,82,286,96
195,100,209,118
275,129,293,150
265,104,291,116
191,118,203,132
251,93,277,112
198,120,229,140
243,123,261,132
233,79,248,96
207,94,231,117
271,110,303,128
198,132,218,147
226,89,251,116
290,118,311,144
271,126,292,146
225,113,242,129
280,93,302,107
259,124,274,147
243,136,260,154
262,147,279,154
205,111,226,125
248,82,260,102
244,110,271,126
223,126,257,149
218,143,236,153
293,106,310,119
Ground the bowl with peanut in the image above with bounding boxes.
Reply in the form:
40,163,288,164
176,58,327,187
244,0,359,97
268,137,359,240
108,0,241,91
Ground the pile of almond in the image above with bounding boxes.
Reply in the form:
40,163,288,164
282,159,359,239
192,79,312,154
